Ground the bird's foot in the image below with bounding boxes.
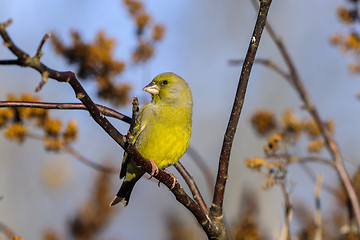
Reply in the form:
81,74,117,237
163,169,178,190
148,159,159,179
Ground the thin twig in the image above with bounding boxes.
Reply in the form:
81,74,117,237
229,58,291,83
174,162,208,213
35,33,51,91
0,59,19,65
314,174,323,240
126,96,139,144
210,0,273,229
288,156,333,166
266,152,334,167
35,71,49,92
35,33,51,60
129,96,139,134
0,101,132,123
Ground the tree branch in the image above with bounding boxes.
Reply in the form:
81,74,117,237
174,162,208,213
210,0,273,226
265,152,334,167
0,101,132,123
0,59,19,65
229,58,291,83
128,96,139,135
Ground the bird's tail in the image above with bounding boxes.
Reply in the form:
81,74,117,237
109,177,139,207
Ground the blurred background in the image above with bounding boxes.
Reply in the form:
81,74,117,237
0,0,359,239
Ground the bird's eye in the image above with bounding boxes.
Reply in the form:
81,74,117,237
162,80,168,85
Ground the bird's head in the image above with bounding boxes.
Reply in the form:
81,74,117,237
143,72,192,107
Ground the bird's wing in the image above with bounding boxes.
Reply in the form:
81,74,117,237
120,104,154,178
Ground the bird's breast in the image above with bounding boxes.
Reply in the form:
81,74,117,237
136,115,191,169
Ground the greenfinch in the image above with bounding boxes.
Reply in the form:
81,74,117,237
110,72,193,206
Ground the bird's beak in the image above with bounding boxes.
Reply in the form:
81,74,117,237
142,82,160,95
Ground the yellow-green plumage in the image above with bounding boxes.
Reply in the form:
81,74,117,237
110,72,192,206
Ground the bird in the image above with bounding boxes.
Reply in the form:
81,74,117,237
110,72,193,207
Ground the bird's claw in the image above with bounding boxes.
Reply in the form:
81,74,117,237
163,169,178,190
148,159,159,179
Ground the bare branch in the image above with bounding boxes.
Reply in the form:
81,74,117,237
0,59,19,65
210,0,273,225
229,58,291,83
127,96,139,142
35,71,49,92
174,162,208,213
35,33,51,60
0,100,132,123
265,153,334,167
